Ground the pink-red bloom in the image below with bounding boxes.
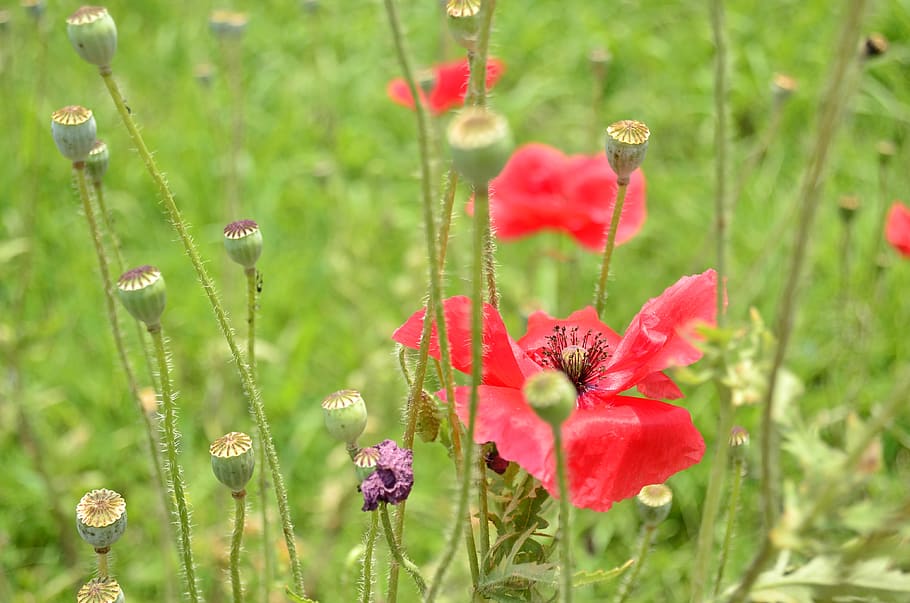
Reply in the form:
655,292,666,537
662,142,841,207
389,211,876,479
885,202,910,257
481,143,646,252
387,58,505,115
393,270,716,512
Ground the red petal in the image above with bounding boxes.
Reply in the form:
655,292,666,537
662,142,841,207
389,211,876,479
636,371,684,400
885,202,910,257
391,296,533,388
429,58,505,115
386,78,425,111
599,270,718,395
518,306,622,352
561,396,705,511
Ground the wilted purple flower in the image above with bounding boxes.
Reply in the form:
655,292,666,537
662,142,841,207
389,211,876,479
360,440,414,511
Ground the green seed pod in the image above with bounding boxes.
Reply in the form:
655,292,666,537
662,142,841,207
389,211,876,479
353,446,379,482
223,11,249,37
445,0,481,52
523,370,577,430
604,119,649,186
223,220,263,269
728,425,750,464
116,265,166,329
77,577,125,603
86,140,109,184
66,6,117,70
322,389,368,446
51,106,96,163
22,0,46,21
210,431,255,493
635,484,672,527
416,390,441,443
771,73,797,106
0,10,10,33
447,107,513,188
75,489,127,550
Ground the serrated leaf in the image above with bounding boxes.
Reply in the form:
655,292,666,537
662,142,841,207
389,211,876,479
285,586,318,603
570,560,633,587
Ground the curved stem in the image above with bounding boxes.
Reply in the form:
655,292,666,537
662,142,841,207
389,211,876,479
149,326,202,603
613,525,656,603
554,430,573,603
231,491,247,603
100,70,307,598
594,183,628,318
361,510,379,603
380,504,427,597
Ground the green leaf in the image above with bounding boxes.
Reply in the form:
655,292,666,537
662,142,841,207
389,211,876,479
570,560,633,588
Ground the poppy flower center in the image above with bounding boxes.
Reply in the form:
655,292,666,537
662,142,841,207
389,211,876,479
535,326,611,394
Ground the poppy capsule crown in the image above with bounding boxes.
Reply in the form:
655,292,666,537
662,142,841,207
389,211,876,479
446,0,481,52
117,265,167,328
51,105,96,163
448,107,513,187
604,119,649,186
224,220,263,269
77,578,125,603
210,431,255,493
66,6,118,70
87,140,109,184
75,488,127,550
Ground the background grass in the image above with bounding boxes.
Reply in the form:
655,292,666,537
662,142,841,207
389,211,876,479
2,1,910,601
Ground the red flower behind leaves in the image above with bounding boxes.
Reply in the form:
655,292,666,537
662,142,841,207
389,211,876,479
387,58,505,115
885,202,910,257
392,270,716,512
479,143,647,252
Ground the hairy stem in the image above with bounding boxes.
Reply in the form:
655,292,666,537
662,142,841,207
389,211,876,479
594,183,628,318
554,430,573,603
231,492,247,603
714,456,744,596
380,504,427,597
361,510,379,603
613,525,657,603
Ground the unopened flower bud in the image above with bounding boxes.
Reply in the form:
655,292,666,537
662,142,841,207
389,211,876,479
76,489,127,550
448,107,513,187
604,119,649,186
322,389,368,446
116,265,166,329
223,220,263,269
77,577,124,603
523,369,576,429
353,446,380,482
445,0,481,52
66,6,117,70
86,140,109,184
51,106,96,163
210,431,255,493
635,484,672,527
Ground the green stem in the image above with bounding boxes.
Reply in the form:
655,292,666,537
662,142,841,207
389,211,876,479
593,183,628,318
437,168,458,268
231,492,247,603
613,525,656,603
361,510,379,603
92,180,126,271
464,0,497,107
477,456,491,569
380,504,428,597
554,430,573,603
714,457,744,596
100,70,307,598
97,550,109,580
149,326,202,603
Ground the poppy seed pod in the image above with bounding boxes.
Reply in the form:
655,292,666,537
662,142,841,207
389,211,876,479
635,484,672,527
86,140,109,184
322,389,368,446
210,431,255,493
353,446,380,482
116,265,166,329
604,119,649,186
51,106,96,163
445,0,481,52
223,220,263,269
448,107,513,187
66,6,117,70
76,489,127,550
523,369,577,429
77,577,125,603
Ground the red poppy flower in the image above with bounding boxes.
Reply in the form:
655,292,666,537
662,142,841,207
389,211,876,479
885,201,910,257
387,58,505,115
392,270,716,511
479,143,646,252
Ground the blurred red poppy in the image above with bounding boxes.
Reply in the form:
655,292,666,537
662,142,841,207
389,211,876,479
392,270,716,512
387,58,505,115
479,143,646,252
885,202,910,257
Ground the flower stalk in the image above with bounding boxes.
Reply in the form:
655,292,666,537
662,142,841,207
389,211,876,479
360,510,379,603
593,182,628,319
554,429,573,603
379,503,427,597
231,492,247,603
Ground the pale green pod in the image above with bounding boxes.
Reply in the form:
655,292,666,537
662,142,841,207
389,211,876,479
636,484,673,527
447,107,513,188
87,140,109,184
223,220,263,269
210,431,255,492
523,370,576,429
51,106,96,163
116,266,166,328
77,577,125,603
353,446,379,482
75,489,127,550
604,120,649,186
322,389,368,446
66,6,117,69
445,0,481,52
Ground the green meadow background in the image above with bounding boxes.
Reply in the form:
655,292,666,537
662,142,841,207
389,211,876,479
3,1,910,601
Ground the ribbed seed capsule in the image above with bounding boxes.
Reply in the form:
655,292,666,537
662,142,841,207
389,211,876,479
77,577,125,603
223,220,263,269
448,107,513,187
353,446,379,482
76,489,127,549
322,389,368,446
635,484,672,527
66,6,117,70
604,119,649,186
87,140,109,184
116,266,166,329
51,106,96,163
210,431,255,493
446,0,481,52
